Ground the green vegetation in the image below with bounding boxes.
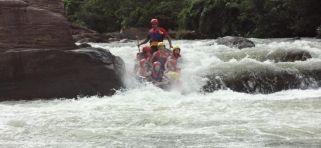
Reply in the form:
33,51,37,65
63,0,321,38
317,26,321,38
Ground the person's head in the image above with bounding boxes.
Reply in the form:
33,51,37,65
153,61,161,72
151,18,159,29
142,46,151,54
172,45,180,54
157,42,165,51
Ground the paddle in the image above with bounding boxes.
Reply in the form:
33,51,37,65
165,48,172,54
136,36,140,52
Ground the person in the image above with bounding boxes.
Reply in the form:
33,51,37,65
150,42,168,71
137,18,173,55
136,59,151,82
149,61,169,88
134,46,152,73
168,45,182,61
165,72,183,92
164,59,180,74
136,46,152,62
165,45,182,70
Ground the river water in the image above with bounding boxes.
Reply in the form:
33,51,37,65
1,39,321,147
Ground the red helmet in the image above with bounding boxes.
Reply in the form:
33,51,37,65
151,18,159,24
142,46,151,52
139,59,147,67
168,59,177,66
153,61,161,67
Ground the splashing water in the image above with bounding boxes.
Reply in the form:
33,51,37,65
1,38,321,147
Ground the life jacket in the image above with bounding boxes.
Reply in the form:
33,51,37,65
149,27,165,47
151,70,163,82
170,53,181,61
153,51,168,70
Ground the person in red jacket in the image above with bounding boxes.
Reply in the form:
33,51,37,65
150,42,169,71
168,45,182,61
164,59,180,74
134,46,152,74
136,46,152,63
138,18,173,55
136,59,152,82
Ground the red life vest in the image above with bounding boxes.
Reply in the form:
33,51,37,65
149,27,167,47
151,70,163,82
170,53,181,60
153,51,168,70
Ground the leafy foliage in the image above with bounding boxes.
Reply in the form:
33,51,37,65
64,0,321,38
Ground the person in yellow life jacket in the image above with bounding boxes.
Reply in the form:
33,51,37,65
137,18,173,55
150,42,169,71
136,59,152,81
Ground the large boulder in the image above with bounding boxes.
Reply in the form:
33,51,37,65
70,23,112,43
215,36,255,49
215,48,312,63
168,30,207,40
0,0,74,51
267,49,312,62
202,62,321,94
0,47,125,101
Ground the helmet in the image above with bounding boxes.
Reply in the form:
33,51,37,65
151,18,159,24
157,42,165,47
170,72,180,80
172,45,181,52
168,59,177,66
139,59,147,67
153,61,161,67
142,46,151,52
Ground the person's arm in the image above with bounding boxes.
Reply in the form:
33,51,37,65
164,60,169,70
150,53,156,63
138,38,149,47
165,35,173,48
138,34,150,47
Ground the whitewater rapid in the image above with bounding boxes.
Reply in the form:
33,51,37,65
1,38,321,147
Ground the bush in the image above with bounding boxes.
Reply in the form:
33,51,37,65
317,26,321,38
63,0,321,38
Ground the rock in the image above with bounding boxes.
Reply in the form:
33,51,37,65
215,48,312,63
0,0,75,51
119,39,129,43
168,30,207,40
267,49,312,62
285,36,301,42
108,38,120,41
70,23,111,43
203,63,321,94
110,28,149,40
215,36,255,49
0,48,125,101
77,43,92,48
